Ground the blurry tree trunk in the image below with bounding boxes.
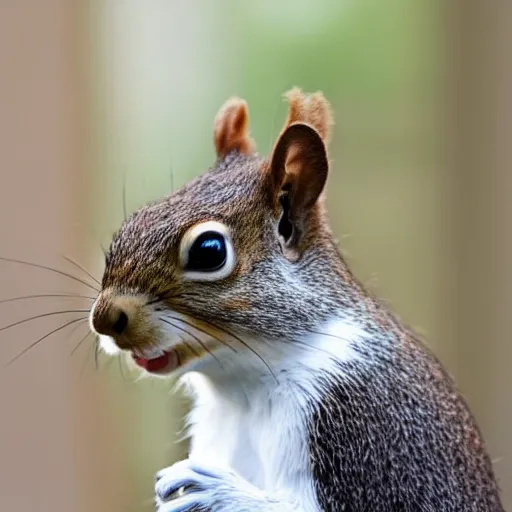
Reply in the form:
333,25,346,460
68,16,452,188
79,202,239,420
449,0,512,507
0,2,123,512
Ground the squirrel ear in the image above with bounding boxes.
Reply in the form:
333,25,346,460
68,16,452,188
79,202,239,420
213,97,256,158
268,122,328,261
282,87,333,144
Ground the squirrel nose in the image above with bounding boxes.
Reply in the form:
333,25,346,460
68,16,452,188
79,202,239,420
111,310,129,334
92,304,129,336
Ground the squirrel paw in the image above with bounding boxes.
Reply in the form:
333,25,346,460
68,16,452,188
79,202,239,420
155,459,270,512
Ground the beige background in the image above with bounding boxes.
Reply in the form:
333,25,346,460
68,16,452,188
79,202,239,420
0,2,511,511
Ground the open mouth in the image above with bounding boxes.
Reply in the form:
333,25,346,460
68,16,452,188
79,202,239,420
129,333,214,375
133,349,180,374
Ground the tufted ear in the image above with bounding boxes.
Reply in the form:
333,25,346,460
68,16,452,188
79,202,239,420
213,97,256,158
281,87,333,144
268,122,328,261
268,88,333,261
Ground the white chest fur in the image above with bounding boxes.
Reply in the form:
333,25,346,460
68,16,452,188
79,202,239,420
185,372,320,511
180,318,366,512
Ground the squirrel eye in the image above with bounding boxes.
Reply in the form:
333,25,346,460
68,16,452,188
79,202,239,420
186,231,227,271
179,221,236,281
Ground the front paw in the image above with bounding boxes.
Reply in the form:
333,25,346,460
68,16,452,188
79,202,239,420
155,459,260,512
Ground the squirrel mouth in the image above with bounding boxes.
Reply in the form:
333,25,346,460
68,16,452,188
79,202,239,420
133,349,180,374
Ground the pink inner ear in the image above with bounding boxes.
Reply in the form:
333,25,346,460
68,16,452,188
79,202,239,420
282,142,303,178
269,122,328,213
213,98,255,158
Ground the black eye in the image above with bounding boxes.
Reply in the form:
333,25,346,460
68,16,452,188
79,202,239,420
186,231,227,271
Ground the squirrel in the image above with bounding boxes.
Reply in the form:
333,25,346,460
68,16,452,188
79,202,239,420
89,88,504,511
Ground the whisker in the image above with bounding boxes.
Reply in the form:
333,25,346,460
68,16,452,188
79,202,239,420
0,309,91,334
6,316,87,366
79,338,95,378
169,160,175,192
62,254,101,287
181,339,202,359
94,337,100,370
165,332,202,362
146,291,175,307
66,316,90,341
122,174,128,221
309,329,356,344
0,293,96,305
166,314,236,353
71,327,93,356
167,314,277,382
118,356,130,382
0,256,100,293
278,336,342,360
160,318,225,371
208,322,278,382
269,95,284,153
146,296,165,307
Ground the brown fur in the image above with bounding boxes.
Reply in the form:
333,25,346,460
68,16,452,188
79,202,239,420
282,87,333,143
267,122,329,261
213,97,255,158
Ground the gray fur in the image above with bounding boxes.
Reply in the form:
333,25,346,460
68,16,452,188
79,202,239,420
102,149,504,510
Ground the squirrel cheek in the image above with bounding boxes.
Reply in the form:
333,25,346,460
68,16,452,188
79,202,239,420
223,298,251,312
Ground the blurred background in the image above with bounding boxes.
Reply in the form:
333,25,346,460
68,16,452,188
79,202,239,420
0,1,511,511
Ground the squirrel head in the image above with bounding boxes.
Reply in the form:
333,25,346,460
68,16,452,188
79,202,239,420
89,88,352,376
